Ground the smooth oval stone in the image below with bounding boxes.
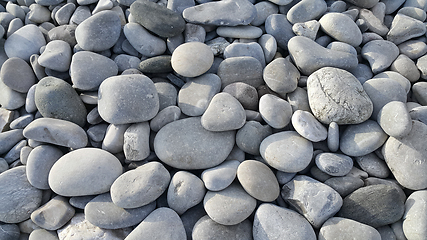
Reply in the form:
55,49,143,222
324,176,365,197
201,92,246,132
111,161,170,209
387,13,426,45
319,13,362,47
287,0,327,24
138,55,172,73
70,51,118,91
0,78,26,110
26,145,63,190
259,94,292,129
292,110,327,142
237,160,279,202
260,131,313,172
403,190,427,239
171,42,213,78
178,73,221,117
319,217,381,240
413,82,427,105
263,57,299,95
0,166,42,223
31,195,75,231
361,40,399,74
101,123,130,154
217,56,264,89
217,25,262,39
9,114,33,130
48,148,123,197
201,160,240,191
0,129,23,155
377,101,412,138
35,76,87,127
315,153,353,177
383,120,427,190
204,183,256,225
149,106,181,132
358,9,389,37
154,82,177,111
373,71,411,93
282,175,343,228
363,78,407,120
23,118,88,149
4,24,45,61
154,117,235,170
130,0,185,38
222,82,258,110
307,67,373,125
288,36,358,75
75,10,121,52
125,207,186,240
0,57,36,93
98,74,159,124
254,203,316,240
417,54,427,80
29,229,59,240
123,23,166,57
236,121,272,155
224,42,266,68
355,153,390,178
38,40,72,72
85,193,156,229
409,106,427,124
258,34,277,63
265,14,295,50
398,6,426,21
193,215,252,240
340,120,388,157
183,0,256,26
343,0,378,8
390,54,420,82
337,184,405,228
167,171,205,215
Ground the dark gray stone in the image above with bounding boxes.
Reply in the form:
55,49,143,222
265,14,295,50
263,57,299,95
217,56,264,89
48,25,77,47
236,121,272,155
149,106,181,132
0,223,20,240
192,215,252,240
138,55,172,73
224,42,266,68
0,129,23,155
315,153,353,177
0,57,36,93
324,176,365,197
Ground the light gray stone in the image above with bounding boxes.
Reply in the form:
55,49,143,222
292,20,320,41
259,94,292,129
287,0,327,24
171,42,213,78
26,145,63,190
31,196,75,231
251,1,278,26
361,40,399,74
224,42,266,68
324,176,364,197
265,14,295,50
263,57,299,95
315,153,353,177
102,123,129,154
0,57,36,93
390,54,420,82
29,229,59,240
5,24,45,61
149,106,181,132
123,122,150,161
236,121,272,155
217,56,264,89
201,160,240,191
319,217,381,240
355,153,390,178
403,190,427,240
192,215,252,240
387,13,426,45
292,110,327,142
319,13,362,47
377,101,412,138
123,23,166,57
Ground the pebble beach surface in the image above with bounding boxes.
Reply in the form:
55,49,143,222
0,0,427,239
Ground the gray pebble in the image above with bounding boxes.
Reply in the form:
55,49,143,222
259,94,292,129
0,158,8,173
3,139,26,164
26,145,63,190
263,57,299,95
390,54,420,82
387,13,426,45
327,122,339,152
217,56,264,89
5,24,45,61
409,106,427,125
319,12,362,47
319,217,381,240
123,122,150,161
377,101,412,138
0,57,36,93
114,54,140,72
265,14,295,50
217,25,262,39
373,71,411,93
9,114,33,129
166,0,194,14
224,42,266,68
355,153,390,178
324,176,365,197
206,37,230,56
102,123,130,154
48,25,77,48
383,0,405,14
258,34,277,63
201,160,240,191
29,229,59,240
349,64,373,84
287,0,327,24
150,106,181,132
38,40,72,73
251,1,278,26
87,123,108,143
69,6,91,25
292,110,327,142
171,42,213,77
154,82,177,111
192,215,252,240
55,3,75,26
31,195,75,230
223,82,258,110
68,196,96,210
292,20,320,40
398,6,426,21
123,23,166,57
413,82,427,105
315,153,353,176
236,121,271,155
362,40,399,74
359,9,389,37
0,223,21,240
287,87,310,112
403,190,427,239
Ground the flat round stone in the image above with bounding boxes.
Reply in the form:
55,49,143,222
315,153,354,177
171,42,214,78
403,190,427,239
263,57,299,95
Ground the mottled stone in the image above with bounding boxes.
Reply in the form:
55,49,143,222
167,171,205,215
31,196,75,230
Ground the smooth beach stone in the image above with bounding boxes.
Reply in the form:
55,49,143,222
154,117,235,169
3,139,26,164
224,42,266,68
260,131,313,172
111,161,170,209
259,94,292,129
324,176,364,197
57,213,132,240
75,10,121,52
377,101,412,138
48,148,122,197
251,1,278,26
0,57,36,93
337,184,405,228
217,56,264,89
87,123,108,142
413,82,427,105
319,217,381,240
0,79,24,110
55,3,76,25
373,71,411,93
178,73,221,116
10,114,33,130
398,6,426,21
201,92,246,132
4,24,45,61
403,190,427,239
292,20,320,41
192,215,252,240
0,223,20,240
355,153,390,178
69,196,96,210
149,106,181,132
31,196,75,231
292,110,327,142
288,36,358,75
166,0,195,14
387,13,426,45
85,193,156,229
236,121,272,155
409,106,427,124
254,203,316,240
340,120,388,157
138,56,172,73
102,123,130,154
6,2,25,21
287,0,327,24
258,34,277,63
25,85,37,113
417,54,427,80
383,120,427,190
319,13,362,47
0,166,42,223
282,175,343,228
23,118,88,149
182,0,256,26
26,145,63,190
358,9,389,37
287,87,310,111
263,57,299,95
315,153,353,177
167,171,206,215
123,122,150,161
29,229,59,240
265,14,295,50
217,25,262,39
69,6,91,25
47,25,78,49
237,160,279,202
222,82,258,110
349,64,373,84
363,78,407,119
113,55,140,72
125,207,186,240
0,129,23,155
98,74,159,124
201,160,240,191
70,51,118,91
154,82,177,111
171,42,213,77
307,67,373,125
361,40,399,74
123,23,166,57
35,77,86,127
204,183,256,225
390,54,420,82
